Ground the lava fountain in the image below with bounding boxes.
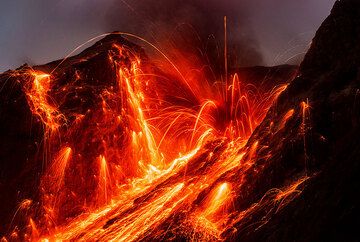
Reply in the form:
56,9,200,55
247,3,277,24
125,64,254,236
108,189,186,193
4,32,301,241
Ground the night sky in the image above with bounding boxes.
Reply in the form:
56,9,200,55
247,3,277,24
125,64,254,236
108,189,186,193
0,0,335,72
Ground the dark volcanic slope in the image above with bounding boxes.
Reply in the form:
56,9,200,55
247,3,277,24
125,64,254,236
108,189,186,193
234,65,298,89
227,0,360,241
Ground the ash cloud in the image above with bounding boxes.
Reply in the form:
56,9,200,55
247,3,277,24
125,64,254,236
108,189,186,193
104,0,264,68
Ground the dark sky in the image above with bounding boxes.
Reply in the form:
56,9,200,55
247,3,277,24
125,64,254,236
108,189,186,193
0,0,335,72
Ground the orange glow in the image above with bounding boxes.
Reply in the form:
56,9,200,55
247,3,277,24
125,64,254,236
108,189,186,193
300,100,310,134
29,218,39,240
275,176,309,202
202,183,232,219
24,71,64,132
278,109,294,131
300,100,311,173
274,176,309,212
98,155,111,205
7,34,306,241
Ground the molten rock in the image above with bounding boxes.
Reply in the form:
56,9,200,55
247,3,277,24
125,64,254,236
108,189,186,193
0,0,359,241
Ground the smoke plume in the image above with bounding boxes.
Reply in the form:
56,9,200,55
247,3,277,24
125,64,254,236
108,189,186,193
104,0,264,70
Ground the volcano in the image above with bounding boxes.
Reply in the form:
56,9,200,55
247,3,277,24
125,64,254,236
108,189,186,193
1,0,360,241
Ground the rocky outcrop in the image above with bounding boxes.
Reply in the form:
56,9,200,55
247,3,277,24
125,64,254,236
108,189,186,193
226,0,360,240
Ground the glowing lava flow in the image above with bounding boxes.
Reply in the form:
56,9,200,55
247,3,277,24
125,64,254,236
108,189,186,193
24,71,65,132
6,36,306,241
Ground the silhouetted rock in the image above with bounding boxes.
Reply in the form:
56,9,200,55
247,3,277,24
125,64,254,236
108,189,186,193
225,0,360,240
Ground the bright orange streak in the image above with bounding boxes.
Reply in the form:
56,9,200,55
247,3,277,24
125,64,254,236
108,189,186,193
98,155,111,205
278,109,295,131
300,100,310,173
190,100,217,147
300,100,310,134
202,182,232,219
246,141,259,165
230,73,241,119
24,71,64,132
275,176,309,202
48,147,72,192
29,218,39,240
119,61,160,169
41,147,72,222
274,176,309,212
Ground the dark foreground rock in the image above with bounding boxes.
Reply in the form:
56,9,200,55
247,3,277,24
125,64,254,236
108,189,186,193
226,0,360,241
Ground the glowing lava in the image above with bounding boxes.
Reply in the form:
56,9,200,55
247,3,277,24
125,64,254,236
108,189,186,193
6,34,306,241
